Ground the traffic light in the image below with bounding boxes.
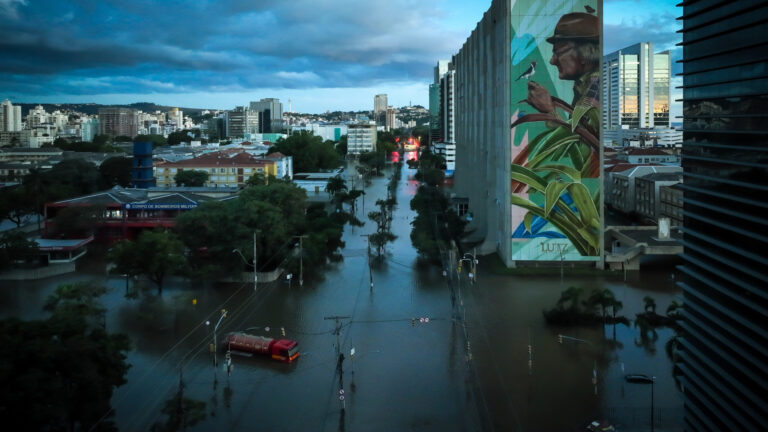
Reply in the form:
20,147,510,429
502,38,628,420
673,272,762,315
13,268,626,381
558,334,563,344
457,265,462,273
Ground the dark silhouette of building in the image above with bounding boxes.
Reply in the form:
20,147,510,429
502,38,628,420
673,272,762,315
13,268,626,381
678,1,768,430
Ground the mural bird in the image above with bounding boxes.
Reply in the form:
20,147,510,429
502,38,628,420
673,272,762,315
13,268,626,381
585,5,596,13
516,61,536,81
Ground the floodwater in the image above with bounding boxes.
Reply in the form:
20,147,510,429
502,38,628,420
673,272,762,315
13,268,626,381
0,156,683,431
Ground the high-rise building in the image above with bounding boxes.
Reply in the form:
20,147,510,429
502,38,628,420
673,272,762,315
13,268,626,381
0,99,22,132
226,106,259,138
428,83,441,144
347,123,377,155
374,94,387,126
250,98,283,133
453,0,602,266
167,108,183,131
677,1,768,430
440,68,456,144
80,117,100,142
98,107,138,138
603,42,670,130
385,106,395,131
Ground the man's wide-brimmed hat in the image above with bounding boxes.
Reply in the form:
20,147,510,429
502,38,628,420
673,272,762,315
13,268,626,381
546,12,599,44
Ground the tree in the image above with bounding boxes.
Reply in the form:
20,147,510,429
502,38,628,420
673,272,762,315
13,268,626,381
0,186,36,227
421,168,445,187
174,170,209,187
336,135,348,156
325,175,348,198
245,172,266,187
134,134,167,148
47,205,105,238
0,230,38,270
643,295,657,314
586,288,616,320
53,137,69,147
109,229,187,295
556,286,584,311
269,131,340,172
99,156,133,188
0,282,131,431
167,130,196,146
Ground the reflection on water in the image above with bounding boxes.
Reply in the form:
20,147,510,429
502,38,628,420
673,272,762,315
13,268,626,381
0,162,683,431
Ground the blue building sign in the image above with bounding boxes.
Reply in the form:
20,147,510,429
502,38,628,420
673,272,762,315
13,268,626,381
124,203,198,210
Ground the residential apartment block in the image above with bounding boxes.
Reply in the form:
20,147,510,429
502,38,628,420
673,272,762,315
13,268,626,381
99,107,138,138
347,123,377,155
154,151,277,188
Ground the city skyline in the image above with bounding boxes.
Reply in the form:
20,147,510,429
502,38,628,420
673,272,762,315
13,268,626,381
1,0,681,115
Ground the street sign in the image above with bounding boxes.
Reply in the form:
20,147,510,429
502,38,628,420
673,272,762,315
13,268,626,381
339,389,345,395
419,317,425,323
350,347,355,357
424,317,430,323
339,395,345,401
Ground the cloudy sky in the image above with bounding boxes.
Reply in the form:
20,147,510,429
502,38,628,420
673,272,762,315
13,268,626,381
0,0,681,115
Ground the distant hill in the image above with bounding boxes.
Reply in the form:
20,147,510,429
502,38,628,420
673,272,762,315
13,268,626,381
15,102,211,117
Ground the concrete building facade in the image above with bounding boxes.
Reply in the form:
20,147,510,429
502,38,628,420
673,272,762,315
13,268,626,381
99,108,138,138
0,99,22,132
347,123,377,155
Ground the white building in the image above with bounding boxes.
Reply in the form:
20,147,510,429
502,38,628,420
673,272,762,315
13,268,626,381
374,94,387,125
167,108,183,131
264,152,293,180
431,141,456,175
290,124,347,142
0,99,22,132
81,117,100,142
347,123,377,155
26,105,49,128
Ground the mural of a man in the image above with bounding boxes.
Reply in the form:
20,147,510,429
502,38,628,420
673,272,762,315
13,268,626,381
526,12,600,118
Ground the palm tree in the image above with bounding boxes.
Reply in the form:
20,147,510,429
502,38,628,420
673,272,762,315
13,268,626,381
666,300,682,318
587,288,616,319
325,175,347,198
643,295,657,314
556,286,584,311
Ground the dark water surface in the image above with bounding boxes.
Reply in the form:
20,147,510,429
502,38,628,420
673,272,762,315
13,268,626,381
0,159,682,431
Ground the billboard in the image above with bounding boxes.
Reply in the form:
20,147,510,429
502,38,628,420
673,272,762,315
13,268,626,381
509,1,602,261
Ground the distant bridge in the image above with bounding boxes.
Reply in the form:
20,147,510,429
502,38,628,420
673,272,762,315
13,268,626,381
604,226,682,270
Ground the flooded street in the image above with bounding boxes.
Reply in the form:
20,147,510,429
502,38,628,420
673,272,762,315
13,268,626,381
0,157,683,431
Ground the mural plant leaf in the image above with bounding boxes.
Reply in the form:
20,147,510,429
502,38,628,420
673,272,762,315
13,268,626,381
544,181,572,218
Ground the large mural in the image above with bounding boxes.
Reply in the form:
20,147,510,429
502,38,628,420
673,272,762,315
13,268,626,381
509,1,601,261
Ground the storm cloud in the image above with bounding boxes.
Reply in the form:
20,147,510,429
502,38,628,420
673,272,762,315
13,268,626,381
0,0,467,98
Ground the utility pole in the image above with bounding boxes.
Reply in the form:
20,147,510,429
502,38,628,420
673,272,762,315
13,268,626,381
177,367,186,431
360,234,373,289
295,235,308,286
253,230,260,291
324,315,351,357
207,309,227,367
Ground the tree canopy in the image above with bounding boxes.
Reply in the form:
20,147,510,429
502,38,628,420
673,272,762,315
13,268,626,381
0,282,131,431
174,169,209,187
109,229,187,294
99,156,133,188
268,131,340,172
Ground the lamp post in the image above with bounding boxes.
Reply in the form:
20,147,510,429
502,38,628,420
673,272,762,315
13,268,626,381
462,250,479,282
232,230,259,291
206,309,227,367
624,374,655,431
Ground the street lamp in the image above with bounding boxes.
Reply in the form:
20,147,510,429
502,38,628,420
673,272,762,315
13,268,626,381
232,231,259,291
625,374,655,432
205,309,227,367
462,250,479,282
